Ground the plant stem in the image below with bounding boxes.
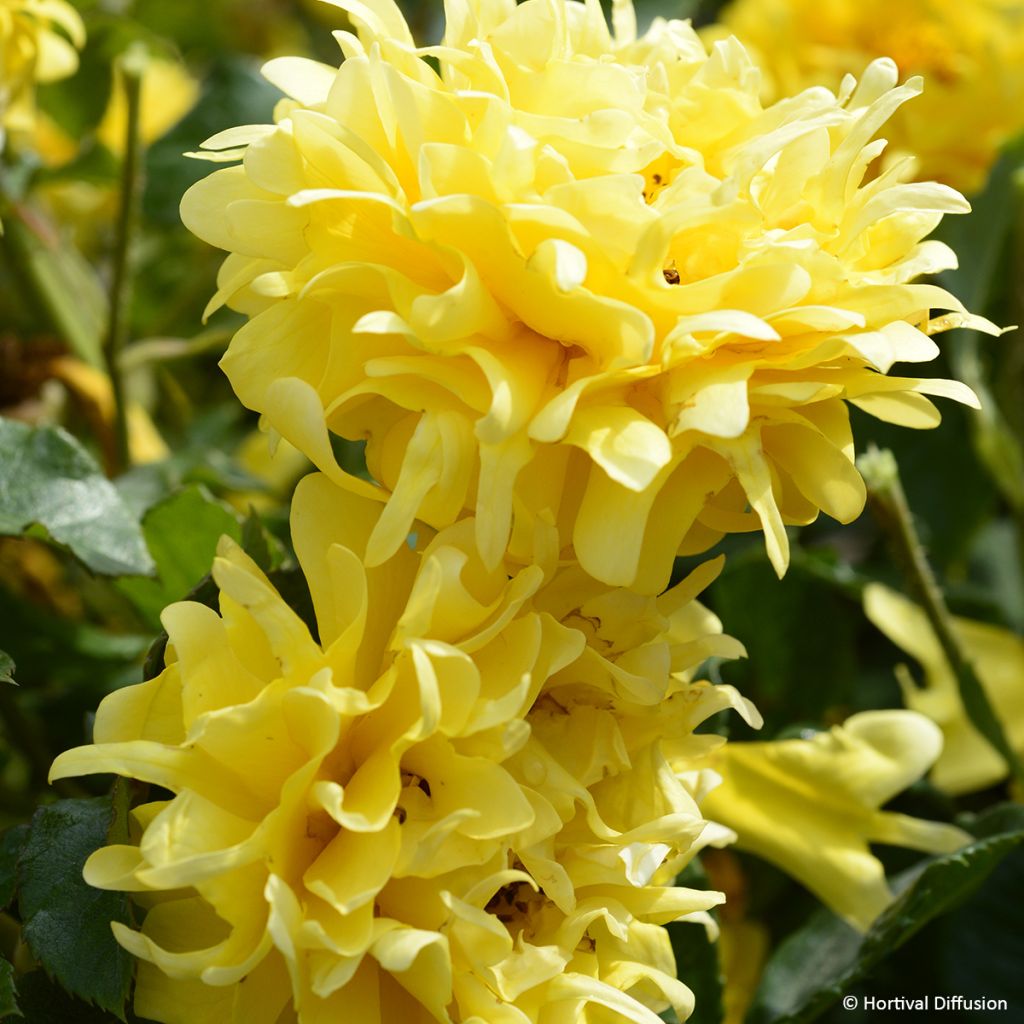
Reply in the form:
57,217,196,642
859,447,1024,789
104,48,148,475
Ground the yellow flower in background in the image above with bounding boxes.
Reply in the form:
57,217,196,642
32,55,199,241
97,56,200,157
719,919,769,1024
180,0,992,592
700,711,969,930
51,472,758,1024
230,430,311,512
864,583,1024,795
715,0,1024,194
48,356,170,468
0,0,83,133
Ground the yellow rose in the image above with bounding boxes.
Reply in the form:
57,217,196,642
864,582,1024,794
714,0,1024,193
180,0,992,593
700,710,969,930
51,473,758,1024
0,0,84,133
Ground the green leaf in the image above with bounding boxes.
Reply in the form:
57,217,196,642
0,419,153,577
117,485,240,627
0,825,29,911
113,407,260,521
0,652,13,687
240,508,285,574
709,554,861,735
18,798,134,1019
942,844,1024,1010
0,586,148,702
4,970,122,1024
0,959,19,1019
967,520,1024,632
666,859,723,1024
748,823,1024,1023
668,920,722,1024
959,802,1024,839
0,205,107,369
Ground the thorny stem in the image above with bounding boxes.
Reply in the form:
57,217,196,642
104,47,148,475
859,447,1024,789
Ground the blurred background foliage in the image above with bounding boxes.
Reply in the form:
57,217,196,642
0,1,1022,1022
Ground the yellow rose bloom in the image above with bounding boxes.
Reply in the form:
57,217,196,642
0,0,84,133
51,473,758,1024
700,711,969,930
864,583,1024,795
180,0,992,591
715,0,1024,194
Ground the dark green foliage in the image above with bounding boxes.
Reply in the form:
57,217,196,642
943,846,1024,1011
749,818,1024,1023
708,552,864,737
3,971,127,1024
240,507,287,573
138,504,306,680
0,960,19,1020
0,420,153,577
18,798,134,1019
117,484,241,627
668,919,724,1024
0,826,29,911
666,860,724,1024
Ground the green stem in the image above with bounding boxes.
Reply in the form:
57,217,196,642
859,447,1024,789
104,49,148,475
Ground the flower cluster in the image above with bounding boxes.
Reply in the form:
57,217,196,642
714,0,1024,193
0,0,84,134
183,0,992,589
52,1,982,1020
53,475,757,1024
